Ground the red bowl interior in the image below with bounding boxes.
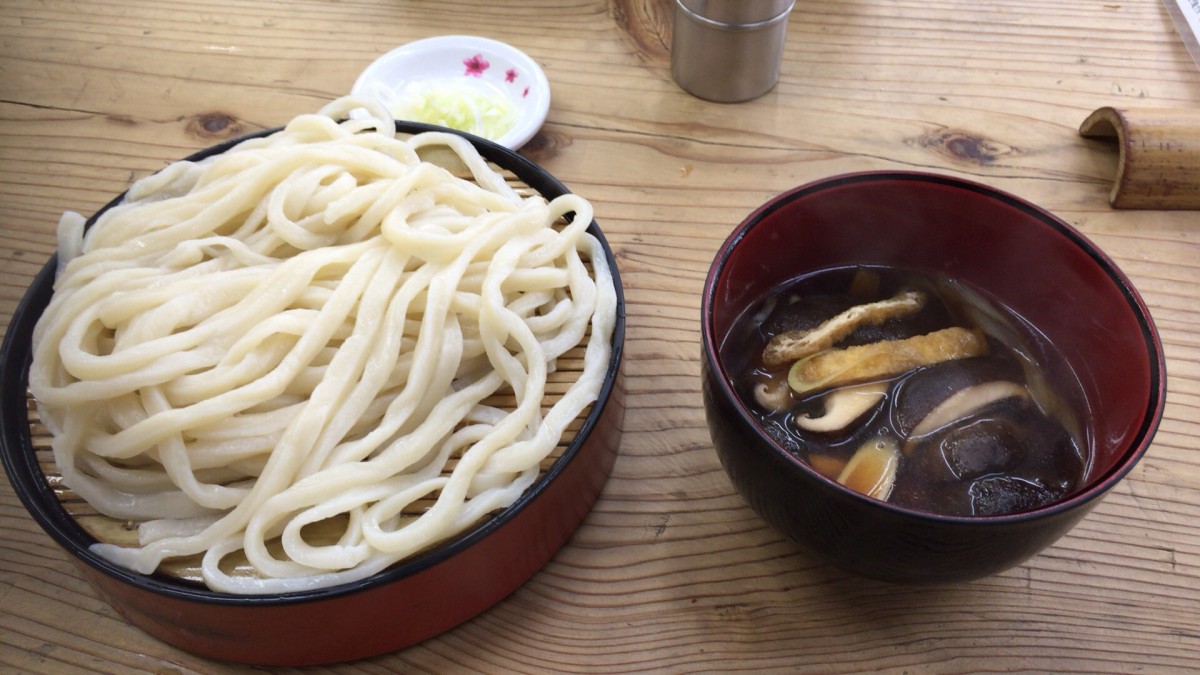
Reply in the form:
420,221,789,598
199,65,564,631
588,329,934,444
706,171,1164,503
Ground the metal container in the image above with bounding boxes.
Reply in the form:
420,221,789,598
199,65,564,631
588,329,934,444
670,0,795,103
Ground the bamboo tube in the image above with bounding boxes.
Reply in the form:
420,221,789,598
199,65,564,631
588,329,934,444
1079,106,1200,210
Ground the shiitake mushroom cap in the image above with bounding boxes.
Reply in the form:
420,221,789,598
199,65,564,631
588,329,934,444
893,395,1086,516
890,355,1025,438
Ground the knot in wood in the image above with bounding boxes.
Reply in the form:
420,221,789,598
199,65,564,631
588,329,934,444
917,128,1012,166
187,112,245,140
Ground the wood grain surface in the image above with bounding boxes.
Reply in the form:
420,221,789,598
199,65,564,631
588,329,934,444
2,0,1199,672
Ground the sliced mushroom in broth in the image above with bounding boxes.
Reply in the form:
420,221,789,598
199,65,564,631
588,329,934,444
720,265,1089,517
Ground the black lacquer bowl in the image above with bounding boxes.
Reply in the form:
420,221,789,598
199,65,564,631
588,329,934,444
0,122,626,665
701,172,1165,584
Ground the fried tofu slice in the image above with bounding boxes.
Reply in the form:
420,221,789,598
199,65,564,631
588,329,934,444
787,326,987,394
762,290,926,367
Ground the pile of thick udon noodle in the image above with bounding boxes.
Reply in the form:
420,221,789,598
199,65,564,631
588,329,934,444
29,98,616,594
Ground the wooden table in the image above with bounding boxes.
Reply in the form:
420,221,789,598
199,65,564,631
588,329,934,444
2,1,1199,671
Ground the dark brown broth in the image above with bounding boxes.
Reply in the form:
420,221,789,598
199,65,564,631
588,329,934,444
720,265,1090,517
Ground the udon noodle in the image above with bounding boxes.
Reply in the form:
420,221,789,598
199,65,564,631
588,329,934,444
29,98,617,594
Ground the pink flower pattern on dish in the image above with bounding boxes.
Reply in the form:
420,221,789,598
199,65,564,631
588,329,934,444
463,53,489,77
459,52,527,98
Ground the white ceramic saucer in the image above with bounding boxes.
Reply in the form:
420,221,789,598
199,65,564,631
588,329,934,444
352,35,551,150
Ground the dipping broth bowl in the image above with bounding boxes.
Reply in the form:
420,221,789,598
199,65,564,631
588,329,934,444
700,171,1166,584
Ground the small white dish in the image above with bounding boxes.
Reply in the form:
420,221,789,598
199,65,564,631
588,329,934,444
352,35,551,150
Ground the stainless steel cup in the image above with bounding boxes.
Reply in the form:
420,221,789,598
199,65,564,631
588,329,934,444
670,0,795,103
